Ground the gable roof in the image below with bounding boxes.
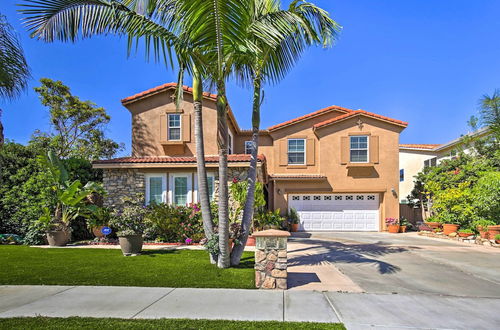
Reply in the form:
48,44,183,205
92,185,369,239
313,110,408,130
268,105,353,132
120,82,241,132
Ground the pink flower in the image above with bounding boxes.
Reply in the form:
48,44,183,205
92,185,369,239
232,177,239,183
185,238,193,244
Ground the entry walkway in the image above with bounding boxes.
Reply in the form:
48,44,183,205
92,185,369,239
1,285,500,329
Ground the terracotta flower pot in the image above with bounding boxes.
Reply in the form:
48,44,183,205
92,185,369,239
443,224,460,235
291,223,300,232
487,225,500,240
92,226,106,238
388,224,400,233
425,222,441,230
46,230,70,246
458,232,473,238
495,240,500,244
399,226,407,233
118,235,143,256
477,226,489,239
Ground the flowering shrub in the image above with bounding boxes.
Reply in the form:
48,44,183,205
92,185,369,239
144,203,204,243
109,198,147,237
385,218,399,226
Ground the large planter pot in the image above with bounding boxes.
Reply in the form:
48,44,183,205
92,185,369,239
388,225,400,233
458,232,473,238
92,226,106,238
477,226,489,239
46,230,70,247
425,222,441,230
443,224,460,236
291,223,300,232
246,235,256,246
487,226,500,240
118,235,143,256
399,226,407,233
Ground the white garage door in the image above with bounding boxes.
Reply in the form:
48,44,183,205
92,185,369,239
288,194,380,232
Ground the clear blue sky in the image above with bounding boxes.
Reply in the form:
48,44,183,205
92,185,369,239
2,0,500,156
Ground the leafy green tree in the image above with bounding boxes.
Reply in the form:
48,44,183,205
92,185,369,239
31,78,123,160
472,172,500,223
0,13,31,147
479,89,500,137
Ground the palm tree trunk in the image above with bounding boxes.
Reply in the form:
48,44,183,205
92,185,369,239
230,75,262,266
216,82,230,269
192,66,217,264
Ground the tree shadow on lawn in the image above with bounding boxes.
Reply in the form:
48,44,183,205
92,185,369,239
140,250,255,269
288,238,410,274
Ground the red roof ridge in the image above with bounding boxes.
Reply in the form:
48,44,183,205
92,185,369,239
313,109,408,129
399,144,440,150
268,105,353,131
121,83,218,104
93,154,266,164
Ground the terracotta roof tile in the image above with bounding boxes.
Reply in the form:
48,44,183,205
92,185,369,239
121,83,218,104
313,110,408,129
399,144,440,150
94,154,265,165
269,174,327,180
268,105,353,131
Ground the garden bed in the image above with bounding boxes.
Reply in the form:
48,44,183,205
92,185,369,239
418,231,500,248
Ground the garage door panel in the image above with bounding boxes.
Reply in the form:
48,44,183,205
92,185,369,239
289,194,379,232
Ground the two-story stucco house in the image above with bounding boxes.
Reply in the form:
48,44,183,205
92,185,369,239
93,83,408,232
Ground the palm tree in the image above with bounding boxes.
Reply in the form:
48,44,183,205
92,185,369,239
0,12,31,146
229,0,340,266
20,0,220,260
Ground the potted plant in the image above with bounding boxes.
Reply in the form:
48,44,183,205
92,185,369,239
424,216,441,230
488,225,500,241
386,218,400,233
86,207,111,238
399,217,412,233
109,197,147,256
288,208,300,232
472,219,495,239
458,228,474,238
495,234,500,244
37,151,98,246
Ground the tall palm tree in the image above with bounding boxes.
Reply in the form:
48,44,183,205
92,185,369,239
229,0,340,266
0,12,31,146
19,0,219,260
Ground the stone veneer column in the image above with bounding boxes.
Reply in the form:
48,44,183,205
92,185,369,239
253,229,291,290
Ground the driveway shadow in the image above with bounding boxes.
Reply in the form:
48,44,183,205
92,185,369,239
288,238,407,274
287,272,321,289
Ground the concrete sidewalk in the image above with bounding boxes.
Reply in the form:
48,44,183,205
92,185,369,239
1,286,500,329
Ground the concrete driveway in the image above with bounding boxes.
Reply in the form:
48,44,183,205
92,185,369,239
287,232,500,297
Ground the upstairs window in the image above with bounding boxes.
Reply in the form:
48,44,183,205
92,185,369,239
245,141,253,154
228,130,234,154
400,169,404,182
288,139,305,165
350,136,368,163
168,114,181,141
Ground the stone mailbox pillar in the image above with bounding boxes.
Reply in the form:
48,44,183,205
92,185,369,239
253,229,291,290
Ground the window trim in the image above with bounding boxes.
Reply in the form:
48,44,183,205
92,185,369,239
145,173,167,205
287,138,306,165
169,173,192,206
167,113,182,141
244,141,253,155
349,135,369,163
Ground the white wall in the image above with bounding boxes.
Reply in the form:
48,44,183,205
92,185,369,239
399,149,436,202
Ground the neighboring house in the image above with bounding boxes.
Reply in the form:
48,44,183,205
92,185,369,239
93,83,408,232
399,127,491,202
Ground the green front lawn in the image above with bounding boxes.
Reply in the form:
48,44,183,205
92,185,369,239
0,317,345,330
0,246,254,288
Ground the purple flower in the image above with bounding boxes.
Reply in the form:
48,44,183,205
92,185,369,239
185,238,193,244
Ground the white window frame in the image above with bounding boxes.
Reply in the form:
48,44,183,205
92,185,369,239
194,172,216,203
287,138,306,165
349,135,369,163
227,130,234,154
244,141,253,154
169,173,192,206
168,113,182,141
145,173,167,205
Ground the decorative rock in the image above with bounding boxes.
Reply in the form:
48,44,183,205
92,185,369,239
262,276,276,289
275,263,287,270
267,253,277,262
256,250,267,263
276,278,287,290
271,269,287,278
449,232,458,237
278,250,287,258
